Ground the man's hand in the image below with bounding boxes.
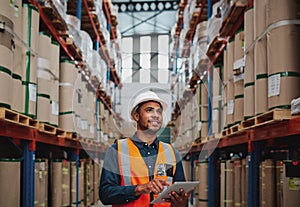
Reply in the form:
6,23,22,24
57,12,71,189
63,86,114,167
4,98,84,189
134,178,171,196
167,188,189,207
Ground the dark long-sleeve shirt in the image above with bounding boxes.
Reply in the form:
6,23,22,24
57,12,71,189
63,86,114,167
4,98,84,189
99,134,186,205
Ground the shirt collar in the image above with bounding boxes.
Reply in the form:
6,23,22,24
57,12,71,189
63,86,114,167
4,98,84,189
131,133,159,149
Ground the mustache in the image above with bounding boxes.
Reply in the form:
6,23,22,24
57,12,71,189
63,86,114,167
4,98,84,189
148,120,161,124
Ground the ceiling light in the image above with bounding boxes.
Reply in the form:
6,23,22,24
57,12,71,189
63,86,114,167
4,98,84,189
135,3,142,11
165,2,171,9
143,3,149,11
150,3,156,11
157,2,164,10
128,3,134,12
120,4,126,12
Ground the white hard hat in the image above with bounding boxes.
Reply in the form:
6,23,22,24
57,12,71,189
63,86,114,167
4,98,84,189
130,91,167,119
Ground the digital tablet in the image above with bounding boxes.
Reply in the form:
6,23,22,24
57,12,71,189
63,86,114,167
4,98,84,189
150,181,200,204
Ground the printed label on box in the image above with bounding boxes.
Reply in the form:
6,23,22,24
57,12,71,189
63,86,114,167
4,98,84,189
29,83,37,102
76,116,81,129
268,74,280,97
289,178,300,190
213,109,218,121
227,100,234,115
197,121,202,131
90,125,94,134
82,120,88,130
51,101,59,115
233,73,244,82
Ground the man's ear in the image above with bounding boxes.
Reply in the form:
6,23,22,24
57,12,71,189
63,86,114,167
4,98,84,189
133,112,139,121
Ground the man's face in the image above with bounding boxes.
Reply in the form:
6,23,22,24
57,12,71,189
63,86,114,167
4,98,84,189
133,101,163,134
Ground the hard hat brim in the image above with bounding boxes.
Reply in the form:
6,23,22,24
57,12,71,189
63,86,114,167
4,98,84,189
130,98,167,120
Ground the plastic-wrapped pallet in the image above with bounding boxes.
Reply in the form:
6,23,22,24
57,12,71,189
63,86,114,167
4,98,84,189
197,21,208,61
96,1,107,30
52,0,67,21
207,2,222,45
66,15,81,48
79,30,93,63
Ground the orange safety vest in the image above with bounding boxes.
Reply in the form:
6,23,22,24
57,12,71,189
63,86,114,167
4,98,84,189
113,138,177,207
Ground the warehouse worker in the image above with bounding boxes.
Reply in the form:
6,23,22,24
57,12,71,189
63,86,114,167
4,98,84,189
99,91,189,207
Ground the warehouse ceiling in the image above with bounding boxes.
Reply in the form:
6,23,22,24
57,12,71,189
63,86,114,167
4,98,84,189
111,0,180,36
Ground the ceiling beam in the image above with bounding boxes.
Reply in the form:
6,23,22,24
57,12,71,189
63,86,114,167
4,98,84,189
121,9,165,35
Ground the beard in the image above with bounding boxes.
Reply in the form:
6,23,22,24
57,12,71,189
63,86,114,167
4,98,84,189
138,120,162,134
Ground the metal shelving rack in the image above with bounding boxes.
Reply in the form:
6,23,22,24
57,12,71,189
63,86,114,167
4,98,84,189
190,116,300,207
169,0,300,206
0,0,122,206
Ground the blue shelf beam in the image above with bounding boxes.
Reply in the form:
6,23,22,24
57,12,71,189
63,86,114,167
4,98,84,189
208,150,219,207
76,0,82,22
248,142,261,207
22,140,35,207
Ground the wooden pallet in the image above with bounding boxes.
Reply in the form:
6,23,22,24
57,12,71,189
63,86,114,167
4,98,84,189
56,128,67,138
222,123,243,136
38,123,56,135
241,109,292,130
230,123,242,134
207,36,226,58
80,138,93,144
222,128,230,136
0,107,38,128
194,137,202,143
219,0,247,37
66,131,79,140
61,34,83,61
241,116,255,129
256,109,292,126
40,1,68,32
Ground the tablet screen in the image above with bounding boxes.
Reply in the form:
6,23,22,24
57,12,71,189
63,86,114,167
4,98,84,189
150,181,200,204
